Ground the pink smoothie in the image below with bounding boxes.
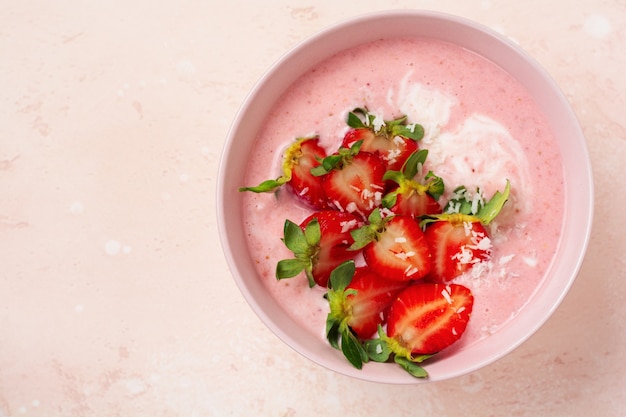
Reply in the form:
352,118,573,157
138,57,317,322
241,38,564,350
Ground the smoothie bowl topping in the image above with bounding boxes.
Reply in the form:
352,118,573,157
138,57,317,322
240,107,511,378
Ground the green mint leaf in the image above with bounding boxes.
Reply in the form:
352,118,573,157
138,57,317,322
329,260,355,292
349,208,386,250
309,164,328,176
382,169,404,184
238,177,287,193
365,338,391,363
348,139,363,154
412,353,435,363
326,317,341,349
381,191,398,209
367,206,384,224
349,224,376,251
403,149,428,179
419,215,438,229
476,179,511,225
341,328,367,370
347,110,367,129
424,171,444,200
394,356,429,378
282,219,308,254
276,258,307,279
393,123,424,141
443,186,474,215
310,153,342,177
303,218,321,247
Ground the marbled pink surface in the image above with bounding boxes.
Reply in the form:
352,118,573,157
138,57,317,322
1,1,624,416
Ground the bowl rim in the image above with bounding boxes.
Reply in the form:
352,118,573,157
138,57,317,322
217,9,594,384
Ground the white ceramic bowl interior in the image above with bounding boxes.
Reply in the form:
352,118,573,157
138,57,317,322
217,10,593,383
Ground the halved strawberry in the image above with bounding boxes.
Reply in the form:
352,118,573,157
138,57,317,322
386,283,474,355
341,107,424,172
350,209,432,282
324,261,409,369
382,149,444,218
239,136,327,209
422,181,511,283
311,141,386,219
327,264,410,340
362,282,474,378
276,210,363,287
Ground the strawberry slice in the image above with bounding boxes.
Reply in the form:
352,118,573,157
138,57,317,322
424,216,492,282
276,210,362,287
311,141,386,219
350,209,432,282
341,107,424,172
382,149,444,218
386,283,474,355
239,136,327,209
422,181,511,283
325,261,409,369
327,264,409,340
361,282,474,378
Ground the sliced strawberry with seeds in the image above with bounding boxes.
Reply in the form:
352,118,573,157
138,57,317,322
350,209,432,282
341,107,424,172
422,181,511,283
311,141,386,219
326,264,410,340
424,215,493,282
386,283,474,355
276,210,363,287
239,136,327,209
363,282,474,378
383,149,444,218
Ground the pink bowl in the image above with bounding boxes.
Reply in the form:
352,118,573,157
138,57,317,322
217,10,593,383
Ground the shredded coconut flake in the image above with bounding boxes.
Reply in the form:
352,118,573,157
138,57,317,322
523,253,538,267
499,254,515,265
340,219,358,233
372,115,385,131
476,236,492,251
404,266,418,276
463,221,473,236
471,192,484,214
379,208,395,218
345,202,357,213
441,288,453,304
452,246,474,264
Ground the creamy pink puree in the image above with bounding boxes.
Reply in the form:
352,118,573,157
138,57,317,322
241,38,564,350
